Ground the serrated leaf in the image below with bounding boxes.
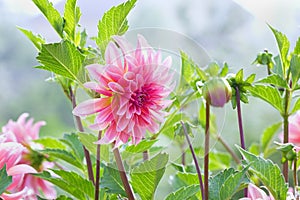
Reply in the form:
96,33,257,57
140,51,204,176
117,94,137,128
269,25,290,72
219,167,249,200
34,170,94,200
125,139,158,153
63,0,81,44
32,0,64,37
165,185,199,200
36,40,85,84
292,98,300,114
261,122,281,156
100,164,126,197
246,85,283,113
208,168,235,200
257,74,288,89
131,153,169,200
40,148,83,170
60,133,84,161
18,27,45,50
290,54,300,89
96,0,137,54
237,146,288,200
34,137,67,150
179,51,197,90
0,165,12,194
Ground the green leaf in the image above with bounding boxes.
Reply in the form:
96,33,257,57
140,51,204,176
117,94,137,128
131,153,169,200
100,164,127,197
34,137,67,150
292,97,300,114
219,167,249,200
261,122,282,156
206,62,220,77
293,37,300,55
35,170,94,200
0,165,12,194
36,40,85,83
237,146,288,200
172,172,199,189
96,0,137,54
209,151,231,171
246,85,283,113
40,148,83,170
125,139,158,153
165,185,199,200
257,74,288,89
208,168,235,200
290,54,300,89
63,0,81,44
17,27,45,50
60,133,84,161
269,25,290,72
32,0,64,37
273,55,284,77
219,63,229,77
179,51,197,90
245,74,256,84
235,69,244,84
249,142,260,156
56,195,73,200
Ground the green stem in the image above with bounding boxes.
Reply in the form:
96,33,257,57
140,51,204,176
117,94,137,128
112,143,135,200
204,102,210,200
181,121,204,199
283,88,291,182
215,135,240,164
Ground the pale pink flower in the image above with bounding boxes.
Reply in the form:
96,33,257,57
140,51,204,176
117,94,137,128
0,142,37,200
279,111,300,146
73,35,174,146
1,113,56,199
239,183,274,200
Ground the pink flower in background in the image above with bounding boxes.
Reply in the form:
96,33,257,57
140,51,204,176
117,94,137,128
280,111,300,146
73,35,174,146
0,113,56,199
239,183,274,200
0,142,36,200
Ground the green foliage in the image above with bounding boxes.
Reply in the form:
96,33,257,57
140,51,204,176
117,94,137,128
209,151,231,171
40,148,83,170
96,0,137,55
292,97,300,114
268,25,290,73
165,185,199,200
35,170,94,200
290,54,300,89
63,0,81,45
246,85,283,113
101,164,127,197
261,122,282,157
0,165,12,194
61,133,84,161
125,139,158,153
34,137,67,150
56,195,73,200
293,37,300,55
131,153,169,200
36,40,85,84
209,168,248,200
237,146,288,200
17,27,45,50
32,0,64,37
257,74,288,89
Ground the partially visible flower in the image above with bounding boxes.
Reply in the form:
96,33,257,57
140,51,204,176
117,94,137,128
201,77,232,107
73,35,174,146
239,183,274,200
0,142,37,200
0,113,56,199
279,111,300,146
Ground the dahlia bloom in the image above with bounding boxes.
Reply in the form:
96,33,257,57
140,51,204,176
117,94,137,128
0,113,56,199
0,142,36,200
73,35,174,146
239,183,274,200
280,111,300,146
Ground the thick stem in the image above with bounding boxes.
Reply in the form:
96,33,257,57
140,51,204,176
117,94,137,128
294,158,298,190
113,144,135,200
216,136,240,164
235,86,246,150
95,131,101,200
283,88,291,182
181,121,204,200
204,102,210,200
70,88,95,185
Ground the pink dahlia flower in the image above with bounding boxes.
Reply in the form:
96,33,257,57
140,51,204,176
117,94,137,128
279,111,300,146
0,142,37,200
1,113,56,199
73,35,174,146
239,183,274,200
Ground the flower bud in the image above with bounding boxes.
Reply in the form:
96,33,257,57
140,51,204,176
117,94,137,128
202,77,232,107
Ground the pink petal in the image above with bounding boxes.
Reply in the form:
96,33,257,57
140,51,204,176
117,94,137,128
86,64,105,81
105,42,122,66
112,35,134,56
73,98,110,117
8,164,37,176
89,122,109,130
108,82,125,94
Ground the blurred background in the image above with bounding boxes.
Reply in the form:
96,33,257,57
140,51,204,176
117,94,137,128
1,0,300,197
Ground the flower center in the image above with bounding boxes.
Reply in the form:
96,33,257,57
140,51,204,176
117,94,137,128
131,90,148,107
